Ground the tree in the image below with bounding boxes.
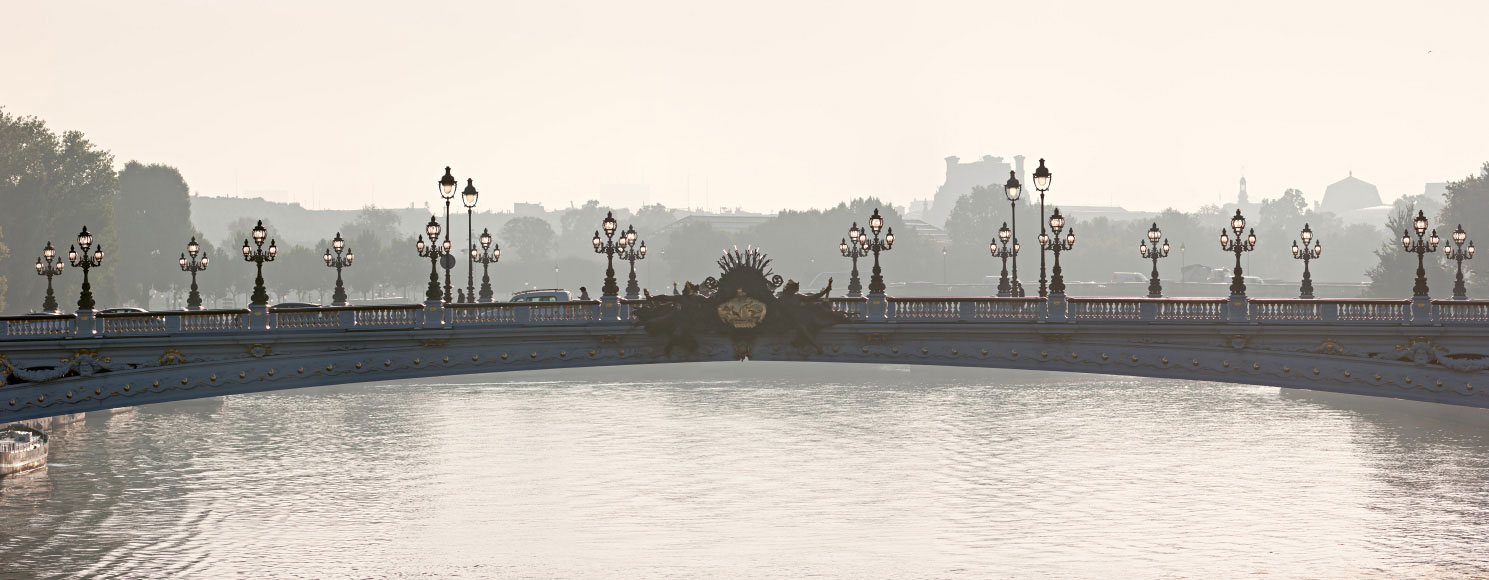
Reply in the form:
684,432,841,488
661,220,733,285
1437,162,1489,295
501,217,556,263
0,223,8,312
1364,197,1451,298
0,107,119,314
559,200,614,243
114,162,193,306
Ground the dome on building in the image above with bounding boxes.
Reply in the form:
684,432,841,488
1321,172,1382,214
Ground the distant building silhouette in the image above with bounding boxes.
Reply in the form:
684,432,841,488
1221,176,1259,219
926,154,1025,228
1321,172,1392,225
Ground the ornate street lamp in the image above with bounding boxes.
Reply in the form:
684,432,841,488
1218,210,1256,297
1402,210,1440,297
592,211,623,297
1138,222,1170,298
1004,170,1023,296
179,236,209,310
620,224,648,299
472,227,501,303
1032,158,1052,298
989,222,1018,297
461,178,479,303
1444,224,1473,300
840,221,868,297
437,167,458,302
860,208,895,295
323,232,354,306
34,241,64,312
1290,224,1323,299
68,226,105,311
415,216,449,302
241,220,277,307
1043,208,1076,294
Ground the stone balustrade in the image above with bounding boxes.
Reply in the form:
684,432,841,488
4,294,1484,340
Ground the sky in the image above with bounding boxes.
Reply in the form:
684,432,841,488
5,0,1488,215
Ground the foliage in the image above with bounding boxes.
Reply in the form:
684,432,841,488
501,217,557,262
114,162,193,306
1364,196,1451,297
0,107,119,314
1437,162,1489,294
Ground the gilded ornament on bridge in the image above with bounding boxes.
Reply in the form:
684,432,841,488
1314,339,1345,356
246,344,272,358
717,290,768,328
632,248,845,359
159,349,187,366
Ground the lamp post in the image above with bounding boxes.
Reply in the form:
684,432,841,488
179,237,209,310
323,232,353,306
437,167,457,302
241,220,277,307
472,228,500,303
1138,223,1170,298
1402,210,1440,298
1445,224,1474,300
592,211,623,297
68,226,105,312
1219,210,1256,297
861,208,895,295
1044,209,1076,295
34,241,64,312
1290,224,1322,299
989,222,1017,297
461,179,479,302
416,216,449,303
1032,158,1052,297
1004,170,1023,296
619,225,648,299
840,221,867,297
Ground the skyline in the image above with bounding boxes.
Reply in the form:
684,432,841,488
5,1,1488,214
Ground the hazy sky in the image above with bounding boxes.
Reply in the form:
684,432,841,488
5,1,1488,214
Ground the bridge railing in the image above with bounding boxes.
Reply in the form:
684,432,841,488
1,313,78,338
9,294,1486,341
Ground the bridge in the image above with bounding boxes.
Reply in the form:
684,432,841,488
4,277,1489,423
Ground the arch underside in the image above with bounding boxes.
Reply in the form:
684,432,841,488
3,322,1489,422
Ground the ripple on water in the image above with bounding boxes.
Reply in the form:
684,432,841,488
2,363,1489,579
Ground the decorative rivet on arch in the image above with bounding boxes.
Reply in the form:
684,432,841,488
1222,361,1230,367
354,363,362,369
1343,371,1352,377
1312,368,1320,375
210,375,217,382
1011,350,1019,357
1404,377,1413,384
1252,363,1260,370
1131,355,1139,362
1070,353,1078,359
1161,358,1169,365
1191,360,1199,366
862,346,870,353
560,352,568,357
384,360,392,367
443,356,450,363
325,365,334,371
590,350,597,356
501,353,509,360
1041,351,1049,358
1100,353,1108,360
413,359,421,365
471,355,479,362
531,352,538,358
921,348,929,355
124,384,131,391
951,349,959,356
240,371,248,378
1282,366,1290,373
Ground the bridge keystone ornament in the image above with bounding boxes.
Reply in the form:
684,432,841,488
634,248,845,359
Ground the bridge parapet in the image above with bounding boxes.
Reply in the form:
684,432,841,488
9,295,1489,341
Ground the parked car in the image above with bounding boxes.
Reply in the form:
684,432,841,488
1109,272,1146,284
270,302,320,309
98,307,148,314
510,289,572,303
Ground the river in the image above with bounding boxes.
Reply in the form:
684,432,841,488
2,363,1488,578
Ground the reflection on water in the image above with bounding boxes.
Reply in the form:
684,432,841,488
3,363,1488,578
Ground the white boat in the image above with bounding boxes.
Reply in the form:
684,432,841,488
0,425,48,476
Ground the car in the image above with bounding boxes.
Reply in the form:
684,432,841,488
269,302,321,310
510,289,572,303
98,307,148,314
1109,272,1146,284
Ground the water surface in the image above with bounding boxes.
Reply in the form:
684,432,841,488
2,363,1488,578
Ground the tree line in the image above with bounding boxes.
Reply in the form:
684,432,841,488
4,105,1488,312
